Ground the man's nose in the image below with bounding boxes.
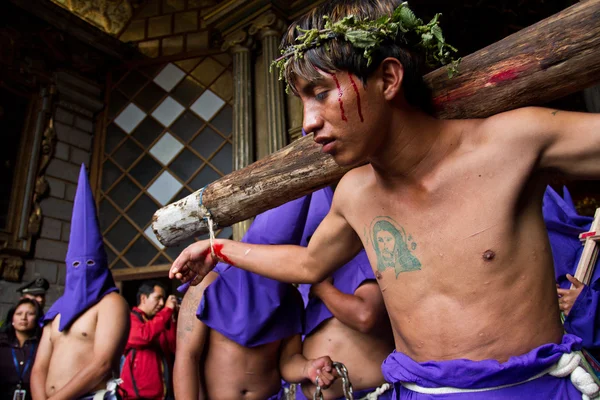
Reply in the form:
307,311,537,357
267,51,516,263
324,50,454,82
302,106,324,136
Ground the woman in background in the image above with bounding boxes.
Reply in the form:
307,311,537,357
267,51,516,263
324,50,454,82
0,298,43,400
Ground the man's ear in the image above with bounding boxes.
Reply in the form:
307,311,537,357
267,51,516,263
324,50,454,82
379,58,404,101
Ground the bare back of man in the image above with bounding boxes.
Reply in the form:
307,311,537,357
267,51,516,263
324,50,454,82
302,307,393,399
337,113,567,363
33,292,129,399
174,272,284,400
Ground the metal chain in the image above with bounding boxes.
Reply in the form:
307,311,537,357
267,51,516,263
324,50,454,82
312,362,354,400
336,362,354,400
313,376,323,400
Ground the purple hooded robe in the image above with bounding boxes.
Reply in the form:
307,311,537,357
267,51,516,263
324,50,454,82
43,165,118,331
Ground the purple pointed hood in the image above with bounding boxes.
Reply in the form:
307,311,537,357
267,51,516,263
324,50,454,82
197,196,311,347
44,165,118,331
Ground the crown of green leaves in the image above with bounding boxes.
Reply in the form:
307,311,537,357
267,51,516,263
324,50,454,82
272,2,460,82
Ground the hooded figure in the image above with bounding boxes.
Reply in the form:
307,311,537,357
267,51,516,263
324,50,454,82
542,186,600,353
43,165,118,331
196,195,310,347
293,186,376,336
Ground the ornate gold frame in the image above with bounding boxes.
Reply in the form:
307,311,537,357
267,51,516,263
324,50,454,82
0,85,56,282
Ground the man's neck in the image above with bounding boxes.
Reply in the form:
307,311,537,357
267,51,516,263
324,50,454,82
135,306,150,318
369,105,458,187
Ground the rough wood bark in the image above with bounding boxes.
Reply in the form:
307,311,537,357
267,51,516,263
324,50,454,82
153,0,600,246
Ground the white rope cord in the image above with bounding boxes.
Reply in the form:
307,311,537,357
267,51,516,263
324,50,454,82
199,203,216,259
401,352,600,399
358,383,392,400
198,186,216,260
549,353,600,400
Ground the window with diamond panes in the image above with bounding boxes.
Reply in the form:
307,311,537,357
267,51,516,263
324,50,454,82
100,56,234,270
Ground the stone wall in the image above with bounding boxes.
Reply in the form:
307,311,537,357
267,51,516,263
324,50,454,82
0,71,103,317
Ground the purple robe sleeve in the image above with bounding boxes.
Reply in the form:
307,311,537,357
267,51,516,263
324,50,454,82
543,186,600,349
564,278,600,349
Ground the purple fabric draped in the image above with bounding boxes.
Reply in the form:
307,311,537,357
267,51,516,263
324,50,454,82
197,196,312,347
44,165,117,331
293,185,376,335
303,249,374,335
543,186,600,349
266,387,287,400
382,334,583,399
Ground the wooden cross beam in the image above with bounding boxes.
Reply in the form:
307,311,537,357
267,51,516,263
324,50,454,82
153,0,600,247
573,208,600,287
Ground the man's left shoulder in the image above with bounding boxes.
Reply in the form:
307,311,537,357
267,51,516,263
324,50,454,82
98,292,129,312
481,107,551,139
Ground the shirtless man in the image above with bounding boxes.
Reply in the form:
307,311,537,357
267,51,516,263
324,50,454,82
171,1,600,398
293,187,394,399
174,198,335,400
31,165,129,400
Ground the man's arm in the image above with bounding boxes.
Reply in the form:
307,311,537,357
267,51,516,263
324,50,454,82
128,304,174,348
173,272,218,400
487,107,600,178
279,334,335,387
47,293,130,400
170,180,364,285
311,281,385,333
31,325,53,400
160,295,179,355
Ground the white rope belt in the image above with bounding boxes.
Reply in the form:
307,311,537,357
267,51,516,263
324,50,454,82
401,353,600,400
358,382,393,400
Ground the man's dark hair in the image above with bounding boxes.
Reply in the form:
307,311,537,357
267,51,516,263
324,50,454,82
280,0,433,113
0,298,43,340
136,280,166,305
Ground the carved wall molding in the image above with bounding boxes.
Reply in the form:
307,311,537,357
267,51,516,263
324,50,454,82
54,0,133,35
1,256,25,282
248,11,286,38
0,85,55,282
221,29,254,53
28,115,57,236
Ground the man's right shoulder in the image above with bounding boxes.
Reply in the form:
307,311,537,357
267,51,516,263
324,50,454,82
334,166,373,206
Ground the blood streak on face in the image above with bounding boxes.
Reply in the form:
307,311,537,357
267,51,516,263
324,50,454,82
347,74,364,122
328,72,348,122
213,243,235,266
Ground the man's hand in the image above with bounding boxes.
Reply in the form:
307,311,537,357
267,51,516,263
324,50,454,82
169,240,217,286
309,277,333,299
165,295,178,310
303,356,336,388
557,274,585,316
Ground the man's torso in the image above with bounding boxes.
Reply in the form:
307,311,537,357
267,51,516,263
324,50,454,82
340,120,563,363
203,330,282,399
302,316,393,399
45,299,111,397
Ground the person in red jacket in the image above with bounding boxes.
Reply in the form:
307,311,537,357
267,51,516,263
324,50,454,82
121,281,177,400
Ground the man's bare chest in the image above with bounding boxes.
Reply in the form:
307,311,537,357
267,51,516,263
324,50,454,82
351,175,533,279
51,312,98,346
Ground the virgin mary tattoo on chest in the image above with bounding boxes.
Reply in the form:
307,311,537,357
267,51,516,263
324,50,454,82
370,217,421,278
